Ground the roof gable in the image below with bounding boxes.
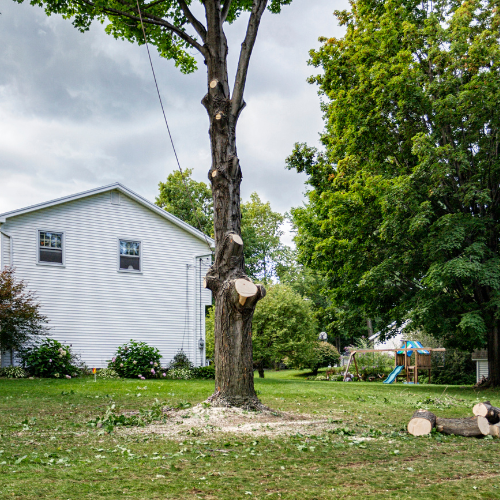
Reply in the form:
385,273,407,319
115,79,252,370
0,182,214,248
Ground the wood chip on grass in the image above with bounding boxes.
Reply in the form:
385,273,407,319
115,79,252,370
120,404,342,439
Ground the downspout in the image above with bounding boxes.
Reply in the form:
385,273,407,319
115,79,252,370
194,253,212,367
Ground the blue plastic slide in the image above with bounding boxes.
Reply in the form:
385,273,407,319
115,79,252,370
383,365,403,384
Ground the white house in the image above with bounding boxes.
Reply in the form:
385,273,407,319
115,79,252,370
0,183,213,369
472,350,488,383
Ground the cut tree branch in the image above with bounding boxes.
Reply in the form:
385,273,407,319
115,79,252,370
231,0,268,118
176,0,207,42
77,0,207,55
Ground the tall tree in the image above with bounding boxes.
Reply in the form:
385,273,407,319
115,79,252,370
0,267,47,354
241,192,285,282
288,0,500,384
15,0,294,406
156,168,214,237
251,283,318,377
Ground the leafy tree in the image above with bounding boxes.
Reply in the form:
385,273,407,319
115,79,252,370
276,248,334,336
288,0,500,383
0,267,47,354
156,168,214,237
251,284,318,377
241,193,285,282
14,0,295,407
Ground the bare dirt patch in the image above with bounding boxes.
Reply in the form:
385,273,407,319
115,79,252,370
122,404,341,440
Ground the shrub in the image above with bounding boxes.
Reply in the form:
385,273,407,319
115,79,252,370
98,367,120,379
164,368,193,380
168,351,193,370
307,342,341,375
0,366,28,378
18,338,82,378
192,365,215,379
107,340,161,379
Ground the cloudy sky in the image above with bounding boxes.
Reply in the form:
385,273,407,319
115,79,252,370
0,0,348,233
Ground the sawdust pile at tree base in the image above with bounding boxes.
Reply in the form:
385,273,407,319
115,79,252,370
123,404,339,440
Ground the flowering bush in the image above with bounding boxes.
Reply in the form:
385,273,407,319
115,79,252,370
18,338,82,378
98,367,120,379
164,367,193,380
107,340,161,379
0,366,28,378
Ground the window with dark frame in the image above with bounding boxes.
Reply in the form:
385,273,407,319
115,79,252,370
39,231,63,264
119,240,141,271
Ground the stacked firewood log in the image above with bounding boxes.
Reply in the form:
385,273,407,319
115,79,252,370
407,401,500,437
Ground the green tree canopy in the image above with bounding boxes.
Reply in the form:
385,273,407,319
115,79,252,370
17,0,293,74
241,192,285,282
288,0,500,383
156,168,214,237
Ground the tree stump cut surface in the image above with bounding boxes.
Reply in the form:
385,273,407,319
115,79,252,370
407,410,436,436
472,401,500,424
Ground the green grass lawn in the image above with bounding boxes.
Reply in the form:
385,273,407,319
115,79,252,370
1,371,500,499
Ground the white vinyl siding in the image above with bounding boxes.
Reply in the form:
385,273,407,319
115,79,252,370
477,360,489,383
0,191,212,368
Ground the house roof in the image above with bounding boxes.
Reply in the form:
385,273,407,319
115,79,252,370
0,182,214,249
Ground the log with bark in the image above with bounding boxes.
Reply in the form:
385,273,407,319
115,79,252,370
472,401,500,424
436,416,490,437
407,410,490,437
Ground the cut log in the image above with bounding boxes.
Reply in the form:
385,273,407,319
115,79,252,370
490,422,500,438
407,410,436,436
472,401,500,424
436,416,490,437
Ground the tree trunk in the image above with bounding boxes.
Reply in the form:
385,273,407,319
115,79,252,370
366,318,373,337
472,401,500,424
257,362,265,379
407,410,436,436
436,416,490,437
203,2,266,409
487,324,500,387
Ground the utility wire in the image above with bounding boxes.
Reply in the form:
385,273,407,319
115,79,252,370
135,0,214,256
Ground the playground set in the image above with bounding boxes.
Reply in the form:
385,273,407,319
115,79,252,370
343,340,445,384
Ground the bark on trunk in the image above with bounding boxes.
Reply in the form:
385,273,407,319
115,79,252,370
472,401,500,424
436,416,490,437
407,410,436,436
202,1,267,409
487,324,500,387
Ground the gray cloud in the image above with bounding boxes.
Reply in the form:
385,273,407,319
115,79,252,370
0,0,348,225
